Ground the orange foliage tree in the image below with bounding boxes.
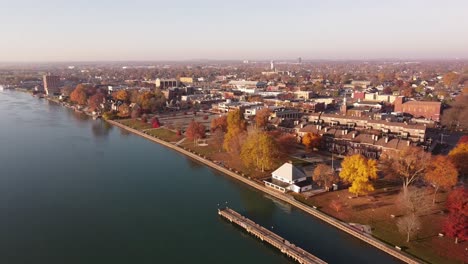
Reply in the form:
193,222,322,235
88,92,105,112
210,115,227,132
112,90,129,102
424,155,458,204
302,133,321,150
448,142,468,177
70,84,88,105
255,108,271,129
185,120,206,145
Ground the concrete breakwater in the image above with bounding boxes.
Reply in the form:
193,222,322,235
106,119,422,264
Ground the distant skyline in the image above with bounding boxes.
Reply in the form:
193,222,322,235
1,0,468,62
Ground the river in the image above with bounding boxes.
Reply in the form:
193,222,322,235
0,90,400,264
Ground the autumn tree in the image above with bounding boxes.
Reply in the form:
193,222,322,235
380,147,431,196
313,164,338,191
223,109,247,153
424,155,458,204
276,133,297,157
302,133,322,150
339,154,378,196
88,92,105,112
397,214,421,243
151,117,160,128
443,187,467,244
211,128,225,152
255,108,271,129
112,90,129,102
185,120,206,145
70,84,88,105
117,103,130,118
210,115,228,132
131,105,142,119
448,142,468,177
241,131,279,172
443,72,460,87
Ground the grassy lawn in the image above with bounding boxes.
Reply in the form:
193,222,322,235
146,128,182,142
180,140,220,158
118,119,152,130
292,182,465,264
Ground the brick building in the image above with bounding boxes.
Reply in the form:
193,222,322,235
394,96,441,121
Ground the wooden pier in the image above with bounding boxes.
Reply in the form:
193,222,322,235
218,208,327,264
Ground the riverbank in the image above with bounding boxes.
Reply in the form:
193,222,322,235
106,119,423,264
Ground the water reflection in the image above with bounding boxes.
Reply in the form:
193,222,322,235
91,121,113,138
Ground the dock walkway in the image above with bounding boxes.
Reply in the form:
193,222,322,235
218,208,327,264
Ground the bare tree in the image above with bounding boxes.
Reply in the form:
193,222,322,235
397,187,432,216
397,214,421,242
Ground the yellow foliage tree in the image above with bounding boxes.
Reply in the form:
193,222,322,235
448,142,468,177
339,154,378,196
241,131,279,172
223,109,247,153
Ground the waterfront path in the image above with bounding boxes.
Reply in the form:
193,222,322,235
219,208,327,264
107,120,422,264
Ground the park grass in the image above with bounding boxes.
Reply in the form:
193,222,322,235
118,119,152,130
146,128,182,142
292,182,465,264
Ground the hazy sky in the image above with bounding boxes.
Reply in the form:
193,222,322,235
1,0,467,61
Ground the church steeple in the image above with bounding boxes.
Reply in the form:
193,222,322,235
341,96,348,115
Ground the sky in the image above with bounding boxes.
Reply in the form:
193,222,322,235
0,0,467,62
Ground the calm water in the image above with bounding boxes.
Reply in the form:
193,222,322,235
0,91,400,264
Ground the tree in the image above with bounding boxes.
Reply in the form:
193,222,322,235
255,108,271,129
210,115,228,132
151,117,160,128
313,164,338,191
302,133,322,150
339,154,378,196
241,131,279,172
448,142,468,177
138,91,154,112
112,90,129,102
223,109,247,153
88,92,105,112
397,214,421,243
70,84,88,105
131,106,142,119
211,128,225,152
424,155,458,204
185,120,206,145
443,72,460,87
397,187,432,216
380,147,431,196
117,103,130,118
457,135,468,145
276,133,297,157
443,188,467,244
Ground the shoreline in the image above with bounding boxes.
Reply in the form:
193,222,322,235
106,119,423,264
